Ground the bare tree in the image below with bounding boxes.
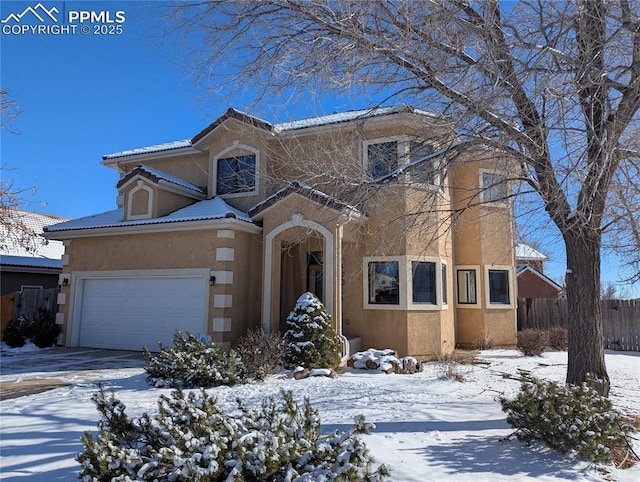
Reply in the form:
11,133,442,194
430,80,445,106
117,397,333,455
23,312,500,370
0,88,39,252
169,0,640,394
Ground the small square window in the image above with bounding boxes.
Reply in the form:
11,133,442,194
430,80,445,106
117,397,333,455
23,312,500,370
412,261,436,304
368,261,399,305
457,269,477,304
481,171,509,204
488,269,510,304
368,141,398,178
216,154,256,195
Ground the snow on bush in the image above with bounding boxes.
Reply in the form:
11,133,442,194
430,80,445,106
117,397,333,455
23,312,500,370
348,349,422,374
143,331,246,388
77,387,390,481
283,292,343,371
500,374,636,463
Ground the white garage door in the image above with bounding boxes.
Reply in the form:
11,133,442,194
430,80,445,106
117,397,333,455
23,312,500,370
78,276,206,351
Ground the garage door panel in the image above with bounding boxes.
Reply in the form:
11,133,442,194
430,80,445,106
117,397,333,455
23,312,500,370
78,276,206,351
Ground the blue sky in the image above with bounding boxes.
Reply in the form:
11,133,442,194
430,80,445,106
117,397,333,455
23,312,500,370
1,1,637,297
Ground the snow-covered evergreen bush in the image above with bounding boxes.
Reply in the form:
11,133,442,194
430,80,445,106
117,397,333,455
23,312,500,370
283,292,343,370
143,331,245,388
77,387,389,481
500,375,635,463
235,327,286,381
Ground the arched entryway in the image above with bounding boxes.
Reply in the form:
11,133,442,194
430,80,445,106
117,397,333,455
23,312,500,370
262,214,333,333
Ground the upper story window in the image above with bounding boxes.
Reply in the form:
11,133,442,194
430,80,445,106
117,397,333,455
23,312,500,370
213,142,259,198
409,141,439,185
216,154,256,195
367,140,399,178
481,170,510,204
365,137,440,186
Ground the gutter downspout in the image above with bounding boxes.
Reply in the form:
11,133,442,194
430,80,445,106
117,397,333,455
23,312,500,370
334,217,349,360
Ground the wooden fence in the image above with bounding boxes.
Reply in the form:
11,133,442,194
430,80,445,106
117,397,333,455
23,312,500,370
1,288,59,342
517,298,640,352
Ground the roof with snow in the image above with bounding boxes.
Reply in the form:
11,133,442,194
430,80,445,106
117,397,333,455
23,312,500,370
103,139,193,160
515,243,548,261
116,165,206,197
44,198,255,234
0,210,68,267
248,181,362,219
0,255,62,270
104,105,440,161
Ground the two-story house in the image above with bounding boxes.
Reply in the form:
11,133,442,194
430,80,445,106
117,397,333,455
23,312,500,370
44,106,517,356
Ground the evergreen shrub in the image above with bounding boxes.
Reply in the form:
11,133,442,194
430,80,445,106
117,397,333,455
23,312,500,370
143,331,245,388
283,292,343,370
77,387,389,481
2,309,60,348
500,375,635,463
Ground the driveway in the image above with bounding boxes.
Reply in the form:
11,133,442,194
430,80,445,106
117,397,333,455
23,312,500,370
0,346,146,400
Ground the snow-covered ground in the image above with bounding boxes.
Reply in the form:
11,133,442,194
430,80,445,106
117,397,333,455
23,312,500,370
0,347,638,481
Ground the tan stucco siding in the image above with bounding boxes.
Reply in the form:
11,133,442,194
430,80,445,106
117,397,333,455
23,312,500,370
156,191,197,218
120,153,209,189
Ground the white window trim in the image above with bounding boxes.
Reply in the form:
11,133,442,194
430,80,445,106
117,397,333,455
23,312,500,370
441,260,449,307
455,265,482,309
479,169,510,207
406,256,448,311
212,141,259,199
362,255,448,311
363,135,409,178
127,181,154,220
484,265,516,309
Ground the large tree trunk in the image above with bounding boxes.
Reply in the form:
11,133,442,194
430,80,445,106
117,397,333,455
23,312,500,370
564,229,609,395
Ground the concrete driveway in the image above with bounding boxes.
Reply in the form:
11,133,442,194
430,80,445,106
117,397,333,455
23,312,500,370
0,347,146,400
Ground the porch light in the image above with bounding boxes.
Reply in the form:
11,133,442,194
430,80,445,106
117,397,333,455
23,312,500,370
209,276,216,286
61,277,70,287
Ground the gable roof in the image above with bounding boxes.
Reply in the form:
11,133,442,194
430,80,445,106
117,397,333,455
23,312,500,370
116,165,206,197
0,210,67,268
515,243,549,261
248,181,363,220
103,105,441,161
43,198,256,235
516,264,563,291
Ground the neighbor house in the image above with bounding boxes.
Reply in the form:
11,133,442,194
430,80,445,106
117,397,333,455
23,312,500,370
1,209,68,295
44,106,518,356
1,209,68,338
515,243,563,299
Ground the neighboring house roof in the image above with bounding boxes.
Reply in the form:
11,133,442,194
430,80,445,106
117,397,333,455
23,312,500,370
116,164,206,197
44,197,256,234
248,181,363,220
0,209,67,269
104,105,441,161
515,243,549,261
516,264,563,291
0,255,62,270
